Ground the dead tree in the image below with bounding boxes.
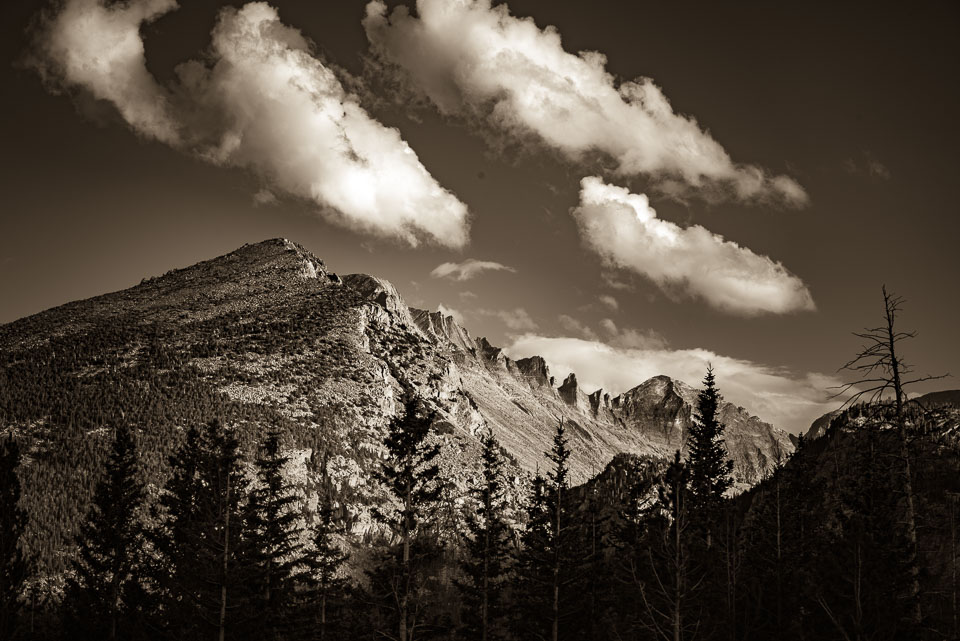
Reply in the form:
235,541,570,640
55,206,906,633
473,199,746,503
831,285,949,628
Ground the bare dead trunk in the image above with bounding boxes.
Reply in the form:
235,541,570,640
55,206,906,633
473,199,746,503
885,291,923,627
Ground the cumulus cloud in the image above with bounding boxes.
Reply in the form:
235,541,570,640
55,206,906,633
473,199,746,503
573,177,815,315
504,334,842,434
431,258,516,281
364,0,806,205
31,1,469,247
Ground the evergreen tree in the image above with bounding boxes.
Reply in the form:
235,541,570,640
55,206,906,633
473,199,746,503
244,429,304,640
63,422,146,640
300,455,350,641
0,436,28,640
687,365,734,525
517,419,577,641
614,460,658,640
370,396,442,641
458,429,512,641
636,452,699,641
685,366,735,638
149,419,252,641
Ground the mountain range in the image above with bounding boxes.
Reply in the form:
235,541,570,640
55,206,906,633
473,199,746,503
0,238,792,573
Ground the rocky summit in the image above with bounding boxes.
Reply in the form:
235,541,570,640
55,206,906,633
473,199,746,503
0,238,790,573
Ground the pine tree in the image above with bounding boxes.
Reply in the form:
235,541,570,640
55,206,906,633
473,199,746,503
370,396,442,641
300,454,349,641
686,366,735,640
458,429,512,641
687,365,734,525
149,419,252,641
614,459,658,639
637,452,698,641
244,429,304,640
517,419,576,641
0,436,28,640
63,422,146,640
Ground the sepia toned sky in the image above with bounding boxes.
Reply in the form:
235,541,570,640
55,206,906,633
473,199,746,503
1,0,957,433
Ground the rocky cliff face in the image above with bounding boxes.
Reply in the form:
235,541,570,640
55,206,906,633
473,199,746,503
0,238,791,574
404,311,793,487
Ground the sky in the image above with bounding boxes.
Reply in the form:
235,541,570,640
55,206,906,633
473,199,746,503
1,0,957,433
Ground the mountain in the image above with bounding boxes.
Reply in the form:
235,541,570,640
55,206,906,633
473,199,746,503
804,389,960,440
0,238,790,574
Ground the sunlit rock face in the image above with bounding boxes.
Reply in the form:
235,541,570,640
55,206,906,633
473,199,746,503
0,238,791,575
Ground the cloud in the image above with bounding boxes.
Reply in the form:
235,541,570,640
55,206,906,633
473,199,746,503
843,151,891,180
437,303,466,325
252,188,278,207
504,334,843,434
364,0,806,205
573,177,815,315
479,307,538,331
598,294,618,311
558,314,598,340
431,258,516,281
29,0,181,145
30,0,469,248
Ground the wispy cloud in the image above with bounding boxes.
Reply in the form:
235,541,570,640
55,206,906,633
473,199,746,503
431,258,516,281
252,188,279,207
504,333,842,434
479,307,538,331
364,0,806,205
437,303,466,325
30,0,469,248
843,151,891,180
573,177,815,315
598,294,619,311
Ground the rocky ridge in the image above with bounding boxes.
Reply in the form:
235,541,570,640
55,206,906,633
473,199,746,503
1,239,791,573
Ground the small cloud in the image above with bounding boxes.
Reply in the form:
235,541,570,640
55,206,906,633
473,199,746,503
460,291,478,300
431,258,517,281
558,314,598,340
843,151,890,180
479,307,538,331
437,303,466,325
598,294,619,311
252,188,278,207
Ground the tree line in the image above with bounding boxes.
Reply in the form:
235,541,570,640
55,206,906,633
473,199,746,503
0,287,957,640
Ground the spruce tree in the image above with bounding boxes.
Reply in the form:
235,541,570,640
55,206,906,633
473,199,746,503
63,422,146,640
458,429,512,641
517,419,576,641
370,396,442,641
687,365,734,523
300,455,349,641
244,430,304,640
0,436,28,640
686,366,734,639
149,419,252,641
636,451,698,641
